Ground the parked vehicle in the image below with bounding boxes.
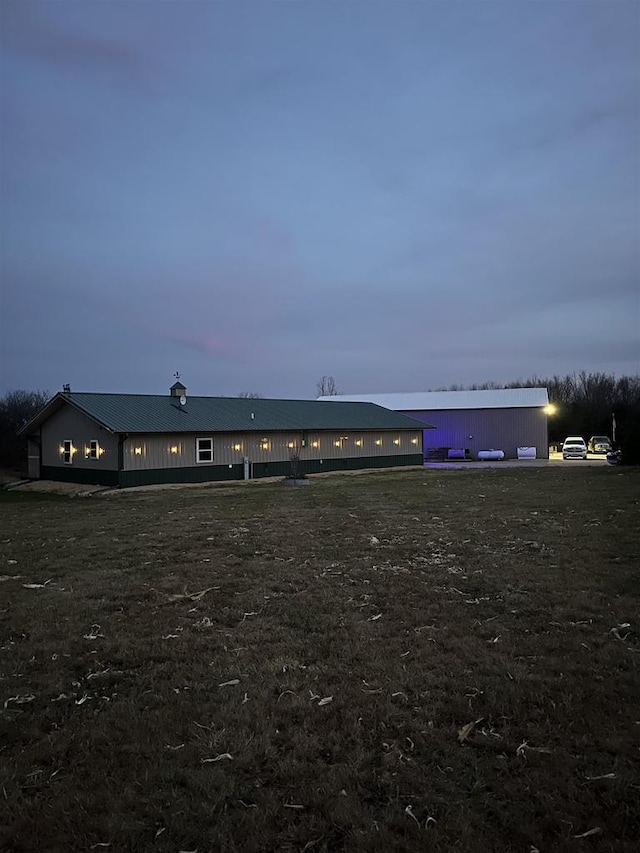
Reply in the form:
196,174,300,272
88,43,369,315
588,435,612,454
562,436,588,460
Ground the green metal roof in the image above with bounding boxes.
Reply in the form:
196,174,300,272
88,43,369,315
21,393,433,435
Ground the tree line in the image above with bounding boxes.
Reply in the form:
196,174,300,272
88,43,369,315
0,389,50,473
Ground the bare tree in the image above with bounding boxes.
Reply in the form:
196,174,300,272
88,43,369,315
0,389,50,471
316,376,339,398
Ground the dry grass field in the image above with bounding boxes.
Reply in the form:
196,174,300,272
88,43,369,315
1,466,638,853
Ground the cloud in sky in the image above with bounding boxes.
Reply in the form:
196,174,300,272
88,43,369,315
1,0,638,399
0,1,148,89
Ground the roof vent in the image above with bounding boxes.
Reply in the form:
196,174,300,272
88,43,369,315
170,379,186,398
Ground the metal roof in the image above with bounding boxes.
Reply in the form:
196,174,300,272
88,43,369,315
318,388,549,411
20,393,432,435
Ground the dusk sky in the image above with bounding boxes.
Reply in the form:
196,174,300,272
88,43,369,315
1,0,638,399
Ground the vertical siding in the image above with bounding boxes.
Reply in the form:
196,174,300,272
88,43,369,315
27,438,40,478
41,403,119,471
123,430,423,471
407,408,548,459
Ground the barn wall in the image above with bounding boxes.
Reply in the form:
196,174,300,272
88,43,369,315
123,430,423,471
36,413,422,487
41,403,119,472
405,408,548,459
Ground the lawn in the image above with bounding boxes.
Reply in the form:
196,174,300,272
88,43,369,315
1,466,638,852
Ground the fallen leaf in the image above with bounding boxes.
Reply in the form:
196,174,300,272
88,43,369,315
318,696,333,706
201,753,233,763
166,587,216,603
458,718,483,744
219,679,240,687
404,805,420,827
608,624,631,642
573,827,602,838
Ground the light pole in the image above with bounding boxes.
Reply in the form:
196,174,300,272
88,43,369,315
544,404,557,455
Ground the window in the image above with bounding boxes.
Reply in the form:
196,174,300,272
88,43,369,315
196,437,213,463
89,440,99,459
62,440,73,464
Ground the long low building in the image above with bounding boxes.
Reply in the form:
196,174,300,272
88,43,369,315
318,388,551,460
19,382,430,487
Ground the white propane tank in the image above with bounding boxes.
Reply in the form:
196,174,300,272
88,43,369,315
477,450,505,461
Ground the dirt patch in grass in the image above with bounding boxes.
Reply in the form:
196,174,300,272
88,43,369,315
1,467,639,852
